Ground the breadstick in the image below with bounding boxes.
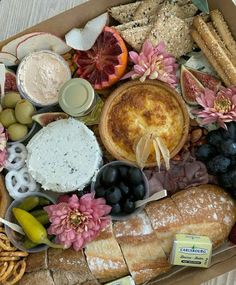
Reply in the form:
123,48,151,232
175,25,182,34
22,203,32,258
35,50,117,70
191,29,231,87
193,15,236,85
211,9,236,58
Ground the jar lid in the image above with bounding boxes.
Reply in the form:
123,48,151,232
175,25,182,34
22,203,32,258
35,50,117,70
59,78,95,116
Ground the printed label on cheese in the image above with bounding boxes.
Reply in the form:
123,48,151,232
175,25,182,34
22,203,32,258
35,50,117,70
170,234,212,268
105,276,135,285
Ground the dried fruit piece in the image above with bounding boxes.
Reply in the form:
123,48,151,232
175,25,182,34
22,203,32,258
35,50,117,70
74,26,128,90
180,65,205,105
4,69,17,92
186,67,221,92
32,112,69,126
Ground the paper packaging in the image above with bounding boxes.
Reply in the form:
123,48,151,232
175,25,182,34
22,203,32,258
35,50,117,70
170,234,212,268
0,0,235,284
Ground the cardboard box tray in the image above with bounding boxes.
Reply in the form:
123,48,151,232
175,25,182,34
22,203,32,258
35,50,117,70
0,1,236,284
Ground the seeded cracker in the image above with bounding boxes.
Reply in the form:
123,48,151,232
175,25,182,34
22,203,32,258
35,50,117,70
133,0,164,20
113,17,154,33
120,25,152,51
147,15,193,58
108,1,142,24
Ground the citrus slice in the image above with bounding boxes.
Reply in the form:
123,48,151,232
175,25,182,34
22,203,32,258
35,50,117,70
73,26,128,90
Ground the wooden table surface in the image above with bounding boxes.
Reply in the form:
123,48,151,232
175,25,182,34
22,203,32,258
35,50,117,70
0,0,235,284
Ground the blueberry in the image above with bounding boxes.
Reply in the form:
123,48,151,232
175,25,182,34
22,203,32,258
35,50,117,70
111,203,121,215
230,156,236,167
207,155,231,174
218,172,234,188
102,166,119,186
118,166,129,180
123,199,135,214
221,139,236,156
106,187,122,204
221,122,236,140
128,168,143,185
118,182,130,196
206,130,223,147
195,144,216,161
95,186,106,198
133,184,145,200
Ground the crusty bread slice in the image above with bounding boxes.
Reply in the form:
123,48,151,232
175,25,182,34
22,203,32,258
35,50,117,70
147,15,193,58
120,24,152,51
113,16,154,33
108,1,142,23
133,0,164,20
18,270,54,285
25,251,48,273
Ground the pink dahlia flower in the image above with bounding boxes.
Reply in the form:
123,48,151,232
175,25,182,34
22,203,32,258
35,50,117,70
195,86,236,129
0,124,8,171
44,193,111,251
122,40,178,88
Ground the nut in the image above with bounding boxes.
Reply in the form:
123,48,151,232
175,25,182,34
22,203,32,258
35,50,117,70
191,128,203,143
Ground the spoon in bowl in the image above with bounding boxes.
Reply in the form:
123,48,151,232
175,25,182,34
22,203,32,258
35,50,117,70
135,189,167,208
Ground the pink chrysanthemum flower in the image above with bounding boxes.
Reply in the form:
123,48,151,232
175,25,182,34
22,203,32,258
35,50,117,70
122,40,178,88
0,123,8,171
44,193,111,251
195,86,236,129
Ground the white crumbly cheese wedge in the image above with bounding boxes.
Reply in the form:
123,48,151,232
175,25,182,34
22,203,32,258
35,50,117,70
26,118,102,192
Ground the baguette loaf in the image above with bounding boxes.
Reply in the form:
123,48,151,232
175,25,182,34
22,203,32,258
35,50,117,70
20,185,236,285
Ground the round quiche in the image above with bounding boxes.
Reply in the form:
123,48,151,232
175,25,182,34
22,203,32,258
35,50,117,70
99,80,189,167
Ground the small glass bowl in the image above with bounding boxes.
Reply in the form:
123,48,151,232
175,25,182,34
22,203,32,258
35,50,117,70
91,161,150,220
17,50,71,108
4,192,56,253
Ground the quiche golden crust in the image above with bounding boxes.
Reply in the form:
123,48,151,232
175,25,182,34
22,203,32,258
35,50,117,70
99,80,189,166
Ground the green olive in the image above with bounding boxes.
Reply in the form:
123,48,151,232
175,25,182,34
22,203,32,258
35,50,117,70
3,92,21,108
0,109,17,128
7,123,28,141
15,99,35,124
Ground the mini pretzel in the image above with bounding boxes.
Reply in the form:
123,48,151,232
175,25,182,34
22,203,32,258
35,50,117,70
5,143,27,171
0,262,8,277
0,261,15,281
2,259,26,285
0,252,28,257
5,166,40,199
0,234,16,251
0,257,20,261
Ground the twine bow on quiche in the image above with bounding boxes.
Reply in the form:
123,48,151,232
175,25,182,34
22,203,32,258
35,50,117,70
135,130,170,170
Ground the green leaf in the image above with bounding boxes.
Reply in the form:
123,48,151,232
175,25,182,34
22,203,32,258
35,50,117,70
192,0,209,13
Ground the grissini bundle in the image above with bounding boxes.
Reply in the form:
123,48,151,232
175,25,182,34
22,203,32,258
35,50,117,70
193,15,236,85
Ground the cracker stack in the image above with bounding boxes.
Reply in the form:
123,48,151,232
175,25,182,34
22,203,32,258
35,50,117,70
109,0,198,58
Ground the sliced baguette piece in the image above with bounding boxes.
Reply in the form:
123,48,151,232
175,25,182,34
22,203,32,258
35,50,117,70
18,270,55,285
85,223,129,283
145,197,184,255
25,251,48,273
48,248,95,284
120,24,152,51
108,1,142,23
52,271,101,285
147,15,193,58
172,185,236,248
113,16,154,33
113,212,170,285
133,0,164,20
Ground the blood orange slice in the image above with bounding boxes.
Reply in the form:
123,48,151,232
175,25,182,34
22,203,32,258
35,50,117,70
74,26,128,90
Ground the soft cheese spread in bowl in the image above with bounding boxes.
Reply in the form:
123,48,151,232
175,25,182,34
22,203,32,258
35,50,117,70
17,50,71,107
26,118,102,192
